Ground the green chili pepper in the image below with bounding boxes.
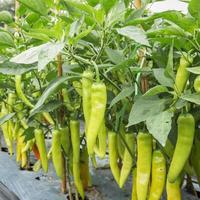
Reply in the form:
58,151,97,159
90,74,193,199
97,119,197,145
149,150,166,200
136,132,152,200
168,113,195,183
119,133,135,188
87,82,107,155
166,176,182,200
194,75,200,93
34,129,48,173
52,129,63,178
117,126,125,160
108,131,120,184
82,70,94,131
70,120,84,199
174,53,193,95
60,127,70,156
131,168,137,200
94,121,107,159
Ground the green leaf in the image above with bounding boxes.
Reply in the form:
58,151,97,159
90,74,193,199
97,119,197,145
117,26,150,46
153,69,174,88
0,31,14,48
29,100,62,118
30,76,77,114
23,127,35,142
0,113,15,126
146,110,174,146
187,66,200,74
188,0,200,20
128,96,167,126
10,42,65,71
24,31,50,42
0,61,36,75
106,1,126,27
181,93,200,105
38,43,65,71
105,48,125,64
100,0,117,13
143,85,169,97
0,11,13,24
109,86,134,108
18,0,48,16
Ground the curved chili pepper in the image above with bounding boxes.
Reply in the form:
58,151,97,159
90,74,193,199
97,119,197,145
52,129,63,178
136,132,152,200
87,82,107,155
131,168,137,200
166,176,182,200
34,129,48,173
194,75,200,93
168,113,195,183
108,131,120,184
149,150,166,200
174,53,193,95
60,127,70,156
119,133,135,188
70,120,84,199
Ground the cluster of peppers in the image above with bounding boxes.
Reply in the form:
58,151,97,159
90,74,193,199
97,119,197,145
1,52,200,200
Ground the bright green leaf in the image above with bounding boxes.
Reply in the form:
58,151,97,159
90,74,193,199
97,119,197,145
187,66,200,74
188,0,200,20
0,113,15,126
143,85,169,97
181,93,200,105
0,31,15,48
146,110,174,146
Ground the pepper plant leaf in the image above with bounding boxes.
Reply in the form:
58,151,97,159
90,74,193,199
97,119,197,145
0,113,15,126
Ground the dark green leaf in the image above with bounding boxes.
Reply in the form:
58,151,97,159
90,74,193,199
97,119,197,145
128,96,167,126
18,0,48,16
153,69,174,88
146,110,174,146
0,113,15,126
0,61,36,75
188,0,200,20
109,86,134,108
117,26,150,46
23,127,35,142
181,93,200,105
30,76,78,114
29,100,63,117
143,85,169,97
187,66,200,74
105,48,125,64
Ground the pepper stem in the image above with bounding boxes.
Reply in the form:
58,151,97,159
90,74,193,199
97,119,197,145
92,61,100,82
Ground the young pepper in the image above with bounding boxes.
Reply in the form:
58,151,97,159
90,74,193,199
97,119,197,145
70,120,84,199
131,168,137,200
87,82,107,155
34,129,48,173
174,53,193,95
136,132,152,200
166,176,182,200
108,131,120,185
168,113,195,183
119,133,135,188
194,75,200,93
52,129,63,178
149,150,166,200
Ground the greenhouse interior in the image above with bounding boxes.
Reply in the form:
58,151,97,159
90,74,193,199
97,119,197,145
0,0,200,199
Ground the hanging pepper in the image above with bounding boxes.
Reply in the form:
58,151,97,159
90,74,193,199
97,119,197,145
117,126,126,160
52,129,63,178
131,168,137,200
149,150,166,200
70,120,84,199
60,127,70,156
82,70,94,132
174,53,193,95
34,129,48,173
94,121,107,159
136,132,152,200
194,75,200,93
168,113,195,183
119,133,135,188
87,82,107,155
15,75,55,125
108,131,120,184
166,176,182,200
80,145,90,190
